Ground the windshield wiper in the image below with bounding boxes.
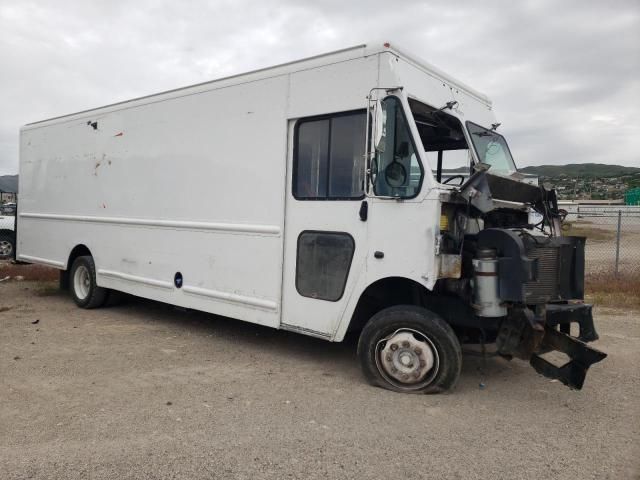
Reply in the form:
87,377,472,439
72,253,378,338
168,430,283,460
472,131,495,137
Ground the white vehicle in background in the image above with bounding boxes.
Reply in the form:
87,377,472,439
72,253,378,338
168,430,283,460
1,202,17,215
17,42,605,393
0,215,15,259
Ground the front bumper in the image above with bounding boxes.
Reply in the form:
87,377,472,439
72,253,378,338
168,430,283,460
497,303,607,390
545,303,598,342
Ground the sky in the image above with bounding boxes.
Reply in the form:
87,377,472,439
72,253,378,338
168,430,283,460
0,0,638,175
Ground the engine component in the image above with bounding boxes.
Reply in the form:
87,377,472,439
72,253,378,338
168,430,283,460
476,229,537,302
472,248,507,317
522,235,586,303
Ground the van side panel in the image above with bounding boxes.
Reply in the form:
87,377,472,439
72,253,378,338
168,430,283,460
18,76,289,327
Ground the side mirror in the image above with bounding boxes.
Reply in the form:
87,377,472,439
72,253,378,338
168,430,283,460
374,100,386,152
385,161,407,187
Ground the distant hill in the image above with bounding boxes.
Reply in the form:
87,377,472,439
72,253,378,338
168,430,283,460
0,175,18,193
519,163,640,178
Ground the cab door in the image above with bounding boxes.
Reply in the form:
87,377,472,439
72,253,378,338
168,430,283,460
281,110,368,338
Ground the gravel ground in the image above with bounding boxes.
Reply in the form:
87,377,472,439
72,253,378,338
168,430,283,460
1,281,638,480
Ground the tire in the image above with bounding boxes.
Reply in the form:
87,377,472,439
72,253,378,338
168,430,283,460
70,255,108,309
357,305,462,394
0,232,15,259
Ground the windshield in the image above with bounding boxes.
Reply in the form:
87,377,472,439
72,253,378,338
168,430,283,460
466,122,517,173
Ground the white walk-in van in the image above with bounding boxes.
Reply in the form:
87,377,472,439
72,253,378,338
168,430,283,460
18,42,605,393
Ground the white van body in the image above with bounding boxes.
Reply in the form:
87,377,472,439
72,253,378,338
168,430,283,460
18,43,495,340
18,42,604,392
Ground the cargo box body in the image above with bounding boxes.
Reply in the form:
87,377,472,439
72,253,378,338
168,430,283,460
19,43,494,339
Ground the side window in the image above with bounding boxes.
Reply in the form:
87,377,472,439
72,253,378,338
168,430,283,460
296,231,355,301
373,96,423,198
409,97,471,185
424,150,471,183
293,111,366,200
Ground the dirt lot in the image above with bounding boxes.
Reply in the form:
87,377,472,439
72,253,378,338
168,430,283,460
1,280,638,480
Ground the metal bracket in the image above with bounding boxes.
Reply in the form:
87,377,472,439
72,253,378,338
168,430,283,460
530,326,607,390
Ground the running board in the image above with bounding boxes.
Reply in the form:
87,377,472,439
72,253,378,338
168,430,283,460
530,326,607,390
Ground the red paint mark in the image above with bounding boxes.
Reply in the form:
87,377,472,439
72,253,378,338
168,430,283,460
114,132,123,137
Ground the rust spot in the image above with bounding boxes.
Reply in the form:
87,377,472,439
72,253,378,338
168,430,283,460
438,254,462,279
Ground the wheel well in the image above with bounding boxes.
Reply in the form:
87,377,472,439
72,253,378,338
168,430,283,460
347,277,501,344
67,244,92,269
347,277,432,335
60,244,92,290
0,229,15,237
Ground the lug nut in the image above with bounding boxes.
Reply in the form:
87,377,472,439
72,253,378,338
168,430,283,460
390,343,398,351
402,374,409,380
386,354,392,362
402,341,410,348
414,347,422,354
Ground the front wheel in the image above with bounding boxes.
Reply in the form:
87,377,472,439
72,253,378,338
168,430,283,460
357,305,462,394
70,255,108,309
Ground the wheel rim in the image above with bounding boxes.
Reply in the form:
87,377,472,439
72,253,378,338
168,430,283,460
73,265,91,300
375,328,440,391
0,240,12,257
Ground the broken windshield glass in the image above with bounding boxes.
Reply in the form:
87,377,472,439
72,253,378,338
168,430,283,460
466,122,517,174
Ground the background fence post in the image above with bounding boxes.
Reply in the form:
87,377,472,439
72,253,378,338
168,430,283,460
615,209,621,276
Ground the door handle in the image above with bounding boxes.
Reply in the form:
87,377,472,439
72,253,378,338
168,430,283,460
359,200,368,221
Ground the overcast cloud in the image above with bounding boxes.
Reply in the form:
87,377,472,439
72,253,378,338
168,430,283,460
0,0,638,174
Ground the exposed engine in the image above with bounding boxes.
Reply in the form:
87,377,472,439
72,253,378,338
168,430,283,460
435,170,606,389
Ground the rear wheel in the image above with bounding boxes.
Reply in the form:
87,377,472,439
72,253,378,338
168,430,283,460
70,255,108,308
0,232,15,259
357,305,462,394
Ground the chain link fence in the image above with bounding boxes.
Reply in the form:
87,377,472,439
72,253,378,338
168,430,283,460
562,206,640,277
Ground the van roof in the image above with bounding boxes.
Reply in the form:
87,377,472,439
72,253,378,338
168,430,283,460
24,41,490,127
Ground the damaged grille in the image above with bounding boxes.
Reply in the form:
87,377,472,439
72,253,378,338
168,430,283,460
522,236,586,304
524,246,560,303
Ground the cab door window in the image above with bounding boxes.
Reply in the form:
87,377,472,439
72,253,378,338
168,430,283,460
373,96,423,198
408,98,471,185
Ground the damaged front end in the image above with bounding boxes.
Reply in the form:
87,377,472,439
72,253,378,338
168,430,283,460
475,230,606,389
438,169,606,389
